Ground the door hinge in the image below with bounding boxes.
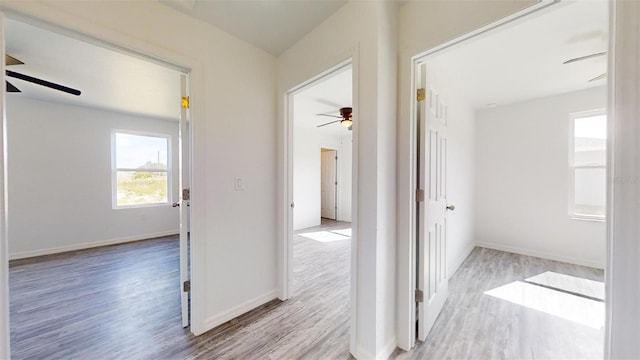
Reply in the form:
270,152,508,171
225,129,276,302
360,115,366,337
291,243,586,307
182,188,191,201
335,181,338,185
183,280,191,292
416,189,425,202
335,156,338,160
181,96,190,109
417,88,426,102
415,289,424,303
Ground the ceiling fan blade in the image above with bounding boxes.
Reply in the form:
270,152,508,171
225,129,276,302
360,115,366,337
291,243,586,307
6,70,81,96
317,113,342,119
588,73,607,82
317,119,341,128
563,52,607,64
6,81,20,93
5,54,24,66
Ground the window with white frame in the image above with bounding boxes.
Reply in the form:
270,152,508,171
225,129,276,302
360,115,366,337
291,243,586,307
113,131,170,208
569,110,606,220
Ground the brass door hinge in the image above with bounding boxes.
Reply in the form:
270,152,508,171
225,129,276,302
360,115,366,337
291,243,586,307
417,88,426,102
181,96,190,109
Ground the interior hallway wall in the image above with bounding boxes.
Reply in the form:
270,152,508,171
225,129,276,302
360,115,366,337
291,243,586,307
1,0,278,337
475,86,607,269
6,96,180,259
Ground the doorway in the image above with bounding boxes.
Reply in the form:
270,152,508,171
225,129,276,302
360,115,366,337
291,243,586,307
2,15,193,358
321,148,338,220
406,0,608,357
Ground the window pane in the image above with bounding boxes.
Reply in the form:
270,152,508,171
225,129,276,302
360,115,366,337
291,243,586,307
115,133,168,170
574,167,606,217
574,115,606,166
116,171,168,206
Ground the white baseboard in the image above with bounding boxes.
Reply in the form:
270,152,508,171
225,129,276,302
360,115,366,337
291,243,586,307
203,290,278,331
476,241,604,269
9,230,179,260
378,336,397,360
448,242,475,280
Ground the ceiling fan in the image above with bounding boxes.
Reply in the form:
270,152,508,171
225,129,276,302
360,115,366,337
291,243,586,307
316,107,353,130
563,51,607,82
4,54,81,96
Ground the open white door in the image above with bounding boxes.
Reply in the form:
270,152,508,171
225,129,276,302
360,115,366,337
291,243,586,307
416,62,449,341
321,149,337,220
179,74,191,328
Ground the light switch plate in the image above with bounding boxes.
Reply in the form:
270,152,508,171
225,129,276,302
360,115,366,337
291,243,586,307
234,177,245,190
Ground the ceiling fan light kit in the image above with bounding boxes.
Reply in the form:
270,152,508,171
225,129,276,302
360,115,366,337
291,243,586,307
317,106,353,130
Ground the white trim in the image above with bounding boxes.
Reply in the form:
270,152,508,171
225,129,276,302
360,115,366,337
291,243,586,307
396,0,562,351
9,231,179,260
606,0,640,358
476,242,604,270
448,243,475,280
203,290,278,330
0,12,9,360
378,336,398,360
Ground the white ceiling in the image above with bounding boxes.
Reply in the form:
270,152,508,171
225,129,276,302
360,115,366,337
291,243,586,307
159,0,348,56
294,67,352,137
5,18,181,121
427,0,608,109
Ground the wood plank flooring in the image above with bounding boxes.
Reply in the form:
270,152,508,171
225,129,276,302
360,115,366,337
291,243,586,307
10,230,604,359
390,247,605,359
9,220,353,360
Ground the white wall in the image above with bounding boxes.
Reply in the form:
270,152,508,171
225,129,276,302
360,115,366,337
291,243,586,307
0,0,278,338
293,127,352,230
278,2,398,358
6,96,180,258
475,86,607,269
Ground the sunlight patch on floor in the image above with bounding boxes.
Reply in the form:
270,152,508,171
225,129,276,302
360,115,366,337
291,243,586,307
330,229,352,237
526,271,605,301
484,280,604,329
300,230,350,242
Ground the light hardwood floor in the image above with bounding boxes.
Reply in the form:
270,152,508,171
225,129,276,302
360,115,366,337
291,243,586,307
9,220,352,360
391,247,605,359
10,229,603,359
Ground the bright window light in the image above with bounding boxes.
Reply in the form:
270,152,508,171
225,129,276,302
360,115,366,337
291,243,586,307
113,131,170,208
569,110,607,220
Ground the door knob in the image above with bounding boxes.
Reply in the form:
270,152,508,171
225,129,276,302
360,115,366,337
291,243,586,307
172,202,180,207
446,205,455,211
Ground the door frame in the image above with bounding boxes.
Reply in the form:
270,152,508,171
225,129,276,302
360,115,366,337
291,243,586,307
0,8,207,356
280,59,358,353
320,146,339,221
397,0,574,350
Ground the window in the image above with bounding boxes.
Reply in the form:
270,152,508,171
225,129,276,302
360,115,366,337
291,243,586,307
113,131,170,208
569,110,606,220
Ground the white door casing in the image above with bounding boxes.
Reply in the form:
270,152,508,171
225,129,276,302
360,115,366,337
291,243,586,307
179,74,191,328
321,149,337,219
0,11,9,360
416,62,449,341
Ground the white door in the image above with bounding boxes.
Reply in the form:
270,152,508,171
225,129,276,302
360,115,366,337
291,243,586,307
416,62,449,340
320,149,337,219
0,12,10,359
178,74,191,328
